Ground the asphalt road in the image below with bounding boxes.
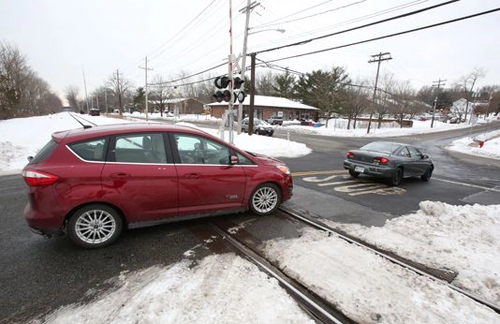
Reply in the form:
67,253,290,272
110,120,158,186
1,120,499,323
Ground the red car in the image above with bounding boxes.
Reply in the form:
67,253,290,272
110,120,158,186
22,123,293,248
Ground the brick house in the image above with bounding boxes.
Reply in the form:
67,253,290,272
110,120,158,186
207,95,320,121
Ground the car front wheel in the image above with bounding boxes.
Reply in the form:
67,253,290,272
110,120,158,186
421,166,433,181
249,183,281,216
67,204,123,249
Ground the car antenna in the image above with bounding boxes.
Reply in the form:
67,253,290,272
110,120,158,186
68,112,93,129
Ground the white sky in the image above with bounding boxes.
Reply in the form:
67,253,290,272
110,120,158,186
2,113,500,323
2,0,500,102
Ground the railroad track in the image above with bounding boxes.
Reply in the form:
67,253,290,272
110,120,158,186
68,112,98,128
196,206,500,323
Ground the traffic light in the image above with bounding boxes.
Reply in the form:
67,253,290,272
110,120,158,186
213,75,246,103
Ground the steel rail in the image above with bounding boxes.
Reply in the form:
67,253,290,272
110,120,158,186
279,206,500,315
209,223,352,324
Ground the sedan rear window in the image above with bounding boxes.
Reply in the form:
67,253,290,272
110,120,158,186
361,142,401,154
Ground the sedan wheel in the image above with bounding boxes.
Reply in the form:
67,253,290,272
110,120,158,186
421,166,433,181
390,168,403,186
250,183,281,216
68,204,123,248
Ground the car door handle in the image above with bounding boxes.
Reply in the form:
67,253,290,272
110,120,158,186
185,173,200,179
110,172,131,179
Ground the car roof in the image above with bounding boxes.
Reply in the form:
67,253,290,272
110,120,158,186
52,123,210,143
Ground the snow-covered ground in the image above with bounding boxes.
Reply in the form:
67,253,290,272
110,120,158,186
1,113,500,323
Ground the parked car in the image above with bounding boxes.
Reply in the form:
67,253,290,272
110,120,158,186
22,123,293,248
343,141,434,186
89,108,100,116
267,116,283,125
241,118,274,136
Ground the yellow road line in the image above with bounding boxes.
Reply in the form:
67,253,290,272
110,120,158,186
292,170,346,177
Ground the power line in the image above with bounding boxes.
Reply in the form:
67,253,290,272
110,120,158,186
256,0,366,28
253,0,459,55
259,7,500,63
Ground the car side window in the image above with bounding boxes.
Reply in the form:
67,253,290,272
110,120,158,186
174,134,232,165
398,147,411,157
68,138,107,162
114,133,167,164
407,146,423,158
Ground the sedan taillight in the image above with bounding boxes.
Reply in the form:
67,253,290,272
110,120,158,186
374,157,390,165
22,170,59,186
346,152,354,159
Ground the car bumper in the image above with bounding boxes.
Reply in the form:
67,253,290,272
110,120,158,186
24,202,65,237
343,160,394,178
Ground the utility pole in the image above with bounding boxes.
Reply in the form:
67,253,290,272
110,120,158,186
367,52,392,134
139,56,153,121
117,69,123,116
237,0,260,134
430,78,446,128
248,53,256,135
82,68,89,114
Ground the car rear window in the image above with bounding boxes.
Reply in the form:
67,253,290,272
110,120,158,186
361,142,401,154
28,139,58,164
68,138,107,161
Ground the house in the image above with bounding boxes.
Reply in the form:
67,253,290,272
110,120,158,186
150,98,205,115
207,95,320,121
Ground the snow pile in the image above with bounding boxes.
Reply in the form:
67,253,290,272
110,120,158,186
30,254,313,324
325,201,500,304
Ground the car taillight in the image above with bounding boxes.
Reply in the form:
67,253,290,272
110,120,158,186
346,152,354,159
22,170,59,186
374,157,390,165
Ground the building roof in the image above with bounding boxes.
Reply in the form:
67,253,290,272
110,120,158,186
208,95,319,111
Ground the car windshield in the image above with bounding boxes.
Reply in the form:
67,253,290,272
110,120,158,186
361,142,402,154
255,119,269,126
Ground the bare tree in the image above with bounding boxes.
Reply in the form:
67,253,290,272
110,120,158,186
107,72,132,114
255,71,277,96
65,86,80,111
344,80,370,129
0,42,28,118
149,75,172,115
457,68,486,122
390,80,416,127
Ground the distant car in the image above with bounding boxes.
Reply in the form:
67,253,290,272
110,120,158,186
268,116,283,125
89,108,100,116
21,123,293,248
241,118,274,136
343,141,434,186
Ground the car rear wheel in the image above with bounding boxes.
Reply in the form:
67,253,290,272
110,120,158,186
390,168,403,186
349,169,360,178
249,183,281,216
67,204,123,249
421,166,433,181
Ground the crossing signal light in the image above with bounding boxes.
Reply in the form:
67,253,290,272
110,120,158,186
213,90,232,103
212,75,245,103
214,76,230,89
233,77,244,89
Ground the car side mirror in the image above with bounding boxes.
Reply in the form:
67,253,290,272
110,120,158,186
27,156,33,163
422,155,428,159
230,155,238,165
